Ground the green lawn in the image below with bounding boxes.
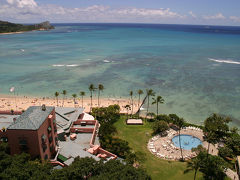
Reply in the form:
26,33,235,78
114,117,203,180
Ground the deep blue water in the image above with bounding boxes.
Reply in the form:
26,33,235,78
0,23,240,126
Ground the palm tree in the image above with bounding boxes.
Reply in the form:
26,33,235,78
80,91,85,108
203,113,231,159
147,112,156,120
146,89,155,115
89,84,96,112
174,117,185,161
184,157,201,180
137,89,143,109
62,90,67,107
129,91,133,117
98,84,104,107
54,92,59,107
124,104,131,120
72,94,77,107
205,132,216,159
152,96,164,116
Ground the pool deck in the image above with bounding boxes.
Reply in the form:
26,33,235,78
148,127,218,161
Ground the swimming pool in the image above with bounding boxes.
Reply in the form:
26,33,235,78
172,134,202,150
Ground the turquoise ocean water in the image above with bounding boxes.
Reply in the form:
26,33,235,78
0,23,240,127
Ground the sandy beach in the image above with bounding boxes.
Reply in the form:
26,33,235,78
0,31,25,35
0,94,139,113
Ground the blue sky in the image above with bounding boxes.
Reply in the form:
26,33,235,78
1,0,240,25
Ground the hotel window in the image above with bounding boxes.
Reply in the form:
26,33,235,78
48,126,52,133
42,144,47,152
50,145,54,152
55,137,58,146
41,134,46,144
49,136,53,143
54,125,57,133
19,139,28,153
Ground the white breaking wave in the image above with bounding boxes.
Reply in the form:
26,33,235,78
66,64,79,67
52,64,79,67
209,58,240,65
103,59,110,63
52,64,65,67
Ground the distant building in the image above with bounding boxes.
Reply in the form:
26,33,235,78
0,105,117,166
1,106,58,160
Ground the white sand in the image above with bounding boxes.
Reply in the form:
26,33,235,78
0,95,139,113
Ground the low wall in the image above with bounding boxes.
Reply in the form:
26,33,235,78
70,127,94,133
73,120,96,125
89,121,99,147
98,147,117,159
50,160,65,167
0,110,22,115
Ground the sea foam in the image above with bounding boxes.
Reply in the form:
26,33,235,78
66,64,79,67
209,58,240,65
52,64,65,67
52,64,79,67
103,59,110,63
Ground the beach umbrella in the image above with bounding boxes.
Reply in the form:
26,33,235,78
10,87,15,93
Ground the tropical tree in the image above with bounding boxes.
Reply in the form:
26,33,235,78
204,113,231,140
129,91,133,116
204,132,217,159
137,89,143,109
199,153,227,180
146,112,156,121
146,89,155,115
184,157,201,180
170,114,185,161
156,114,171,123
79,91,85,108
152,120,169,136
204,113,231,156
54,92,59,107
98,84,104,107
72,94,77,107
62,90,67,107
152,95,164,116
124,104,131,120
89,84,96,112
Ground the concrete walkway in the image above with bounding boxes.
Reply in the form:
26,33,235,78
225,168,239,180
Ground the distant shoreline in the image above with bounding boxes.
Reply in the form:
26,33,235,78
0,28,47,35
0,31,24,35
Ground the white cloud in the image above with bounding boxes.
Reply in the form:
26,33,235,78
189,11,196,18
115,8,184,18
0,0,186,23
7,0,37,8
203,13,226,20
229,16,240,22
0,0,239,25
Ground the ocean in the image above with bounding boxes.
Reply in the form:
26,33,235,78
0,23,240,127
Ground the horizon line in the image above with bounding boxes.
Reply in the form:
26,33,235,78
18,21,240,28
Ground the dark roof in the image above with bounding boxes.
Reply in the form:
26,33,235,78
8,106,54,130
0,115,19,129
